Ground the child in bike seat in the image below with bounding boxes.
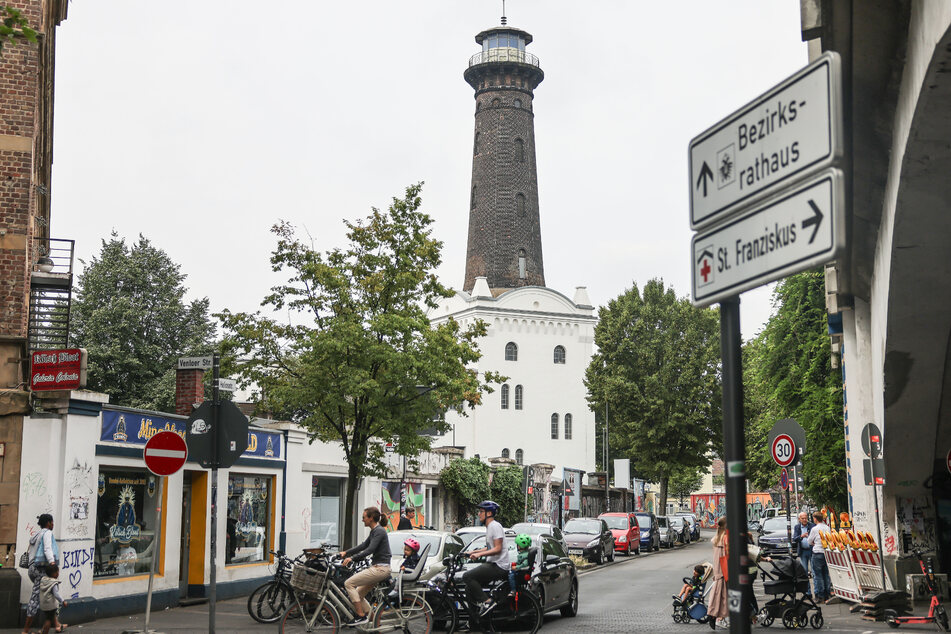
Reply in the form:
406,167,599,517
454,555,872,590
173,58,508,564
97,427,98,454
674,564,707,605
400,538,421,573
508,534,533,595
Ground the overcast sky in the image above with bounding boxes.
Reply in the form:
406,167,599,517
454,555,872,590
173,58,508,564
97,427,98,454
50,1,808,339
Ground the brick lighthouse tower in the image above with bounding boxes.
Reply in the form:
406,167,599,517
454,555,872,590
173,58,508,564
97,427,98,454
462,20,546,294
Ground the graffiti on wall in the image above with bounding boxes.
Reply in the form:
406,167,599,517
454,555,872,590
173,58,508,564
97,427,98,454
691,493,777,528
64,459,94,537
21,471,54,539
60,543,95,599
897,496,937,554
381,481,425,531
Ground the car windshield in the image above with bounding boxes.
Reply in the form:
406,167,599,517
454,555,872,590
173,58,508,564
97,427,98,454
510,523,549,536
387,532,441,556
564,519,601,534
600,516,629,530
657,517,668,527
669,517,684,528
465,535,519,557
635,515,652,528
761,518,789,532
457,531,483,547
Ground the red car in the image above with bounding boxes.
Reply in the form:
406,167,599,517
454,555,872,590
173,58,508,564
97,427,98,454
598,512,640,555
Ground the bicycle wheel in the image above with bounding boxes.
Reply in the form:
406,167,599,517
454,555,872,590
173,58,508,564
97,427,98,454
281,596,340,633
249,580,291,623
429,591,459,633
487,589,543,634
372,593,433,633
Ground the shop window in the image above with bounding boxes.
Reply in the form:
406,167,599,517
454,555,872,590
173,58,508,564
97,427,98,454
94,468,161,579
226,473,272,565
310,477,341,548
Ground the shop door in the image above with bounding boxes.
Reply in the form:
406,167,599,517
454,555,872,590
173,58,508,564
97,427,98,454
180,470,208,598
179,473,191,598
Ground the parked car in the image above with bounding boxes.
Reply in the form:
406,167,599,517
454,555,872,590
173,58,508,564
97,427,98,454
675,512,701,541
757,516,793,556
748,518,762,533
510,521,567,551
454,525,486,547
563,517,615,564
668,515,690,544
656,515,677,548
387,529,465,580
598,512,640,556
634,512,661,552
458,533,579,617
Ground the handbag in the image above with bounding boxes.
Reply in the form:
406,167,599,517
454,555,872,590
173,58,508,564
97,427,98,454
18,550,30,569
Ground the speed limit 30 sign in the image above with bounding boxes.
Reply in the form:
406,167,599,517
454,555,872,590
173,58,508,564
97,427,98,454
771,434,797,467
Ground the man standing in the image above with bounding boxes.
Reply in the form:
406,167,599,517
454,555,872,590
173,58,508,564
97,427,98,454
397,506,415,531
806,512,833,603
793,512,816,596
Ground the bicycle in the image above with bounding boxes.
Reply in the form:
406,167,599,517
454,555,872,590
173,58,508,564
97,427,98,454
281,546,435,633
247,549,309,623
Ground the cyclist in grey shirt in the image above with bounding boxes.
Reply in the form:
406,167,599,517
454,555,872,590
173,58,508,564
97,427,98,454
464,500,510,616
340,506,392,626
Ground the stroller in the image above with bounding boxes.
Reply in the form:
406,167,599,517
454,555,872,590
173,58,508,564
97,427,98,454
673,563,714,624
757,556,823,629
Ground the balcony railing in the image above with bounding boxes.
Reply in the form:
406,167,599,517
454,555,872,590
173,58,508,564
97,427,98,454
468,48,540,69
33,237,75,277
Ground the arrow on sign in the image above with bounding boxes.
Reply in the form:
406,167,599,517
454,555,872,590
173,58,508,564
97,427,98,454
696,161,714,197
802,199,824,244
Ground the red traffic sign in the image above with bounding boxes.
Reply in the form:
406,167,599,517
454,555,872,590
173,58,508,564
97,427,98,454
771,434,797,467
780,468,789,490
144,431,188,476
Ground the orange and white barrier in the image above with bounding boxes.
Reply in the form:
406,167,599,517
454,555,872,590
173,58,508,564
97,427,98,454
820,529,892,603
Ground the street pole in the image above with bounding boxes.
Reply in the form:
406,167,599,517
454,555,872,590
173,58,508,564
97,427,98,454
604,402,610,513
141,476,163,634
793,464,800,510
720,297,751,634
401,452,407,518
872,479,887,588
209,354,219,633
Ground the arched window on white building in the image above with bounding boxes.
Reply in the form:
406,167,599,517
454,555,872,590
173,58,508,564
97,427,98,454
564,413,573,440
501,384,510,409
550,413,559,439
514,385,523,410
515,449,524,465
553,345,566,364
505,342,518,361
502,448,510,459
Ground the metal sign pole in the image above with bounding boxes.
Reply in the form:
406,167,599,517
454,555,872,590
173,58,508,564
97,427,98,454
604,401,610,513
209,354,219,633
872,479,887,588
141,476,163,634
720,297,751,634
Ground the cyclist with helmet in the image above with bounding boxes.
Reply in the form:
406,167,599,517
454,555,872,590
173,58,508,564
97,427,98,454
464,500,510,615
508,534,533,596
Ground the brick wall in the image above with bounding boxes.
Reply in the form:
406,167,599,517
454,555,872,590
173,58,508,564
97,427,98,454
175,369,205,416
463,57,546,294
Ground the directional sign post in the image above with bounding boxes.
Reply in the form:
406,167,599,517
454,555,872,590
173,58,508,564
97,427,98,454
689,52,842,230
692,169,844,307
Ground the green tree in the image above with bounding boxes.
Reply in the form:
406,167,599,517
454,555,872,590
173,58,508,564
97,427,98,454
585,278,721,513
490,465,524,527
668,465,705,509
0,6,36,54
69,234,216,410
218,184,498,546
743,270,846,510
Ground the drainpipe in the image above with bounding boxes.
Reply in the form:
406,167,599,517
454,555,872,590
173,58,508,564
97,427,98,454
279,429,288,553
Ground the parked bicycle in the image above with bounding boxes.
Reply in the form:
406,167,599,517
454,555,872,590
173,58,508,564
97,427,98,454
247,549,309,623
280,546,434,633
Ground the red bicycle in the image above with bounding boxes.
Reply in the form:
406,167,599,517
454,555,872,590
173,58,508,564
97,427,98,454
885,549,948,631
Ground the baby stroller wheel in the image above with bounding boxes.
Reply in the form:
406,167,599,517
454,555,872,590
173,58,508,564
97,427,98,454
758,607,773,627
782,608,805,629
809,612,823,629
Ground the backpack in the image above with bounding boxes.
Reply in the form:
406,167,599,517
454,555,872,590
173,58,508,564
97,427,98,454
19,530,44,569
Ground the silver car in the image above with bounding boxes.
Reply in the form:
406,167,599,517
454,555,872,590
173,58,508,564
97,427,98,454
387,529,466,580
657,515,677,548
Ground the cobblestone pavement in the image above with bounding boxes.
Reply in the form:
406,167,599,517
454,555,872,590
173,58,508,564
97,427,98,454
4,533,922,633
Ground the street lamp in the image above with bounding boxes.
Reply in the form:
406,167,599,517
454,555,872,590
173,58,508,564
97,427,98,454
604,401,610,513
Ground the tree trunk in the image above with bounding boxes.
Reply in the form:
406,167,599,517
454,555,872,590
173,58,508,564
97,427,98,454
659,475,669,516
343,460,360,549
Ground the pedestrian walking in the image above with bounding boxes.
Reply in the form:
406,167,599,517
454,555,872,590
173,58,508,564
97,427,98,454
22,514,67,634
806,512,833,602
793,511,816,596
707,517,729,629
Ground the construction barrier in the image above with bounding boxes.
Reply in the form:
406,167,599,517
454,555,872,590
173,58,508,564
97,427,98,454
820,529,892,603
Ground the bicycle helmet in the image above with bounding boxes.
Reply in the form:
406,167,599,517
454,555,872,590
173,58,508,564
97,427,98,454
476,500,500,516
404,538,420,552
514,533,532,550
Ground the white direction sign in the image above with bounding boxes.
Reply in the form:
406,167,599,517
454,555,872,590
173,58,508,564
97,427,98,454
689,52,842,230
178,356,213,371
217,378,237,392
691,169,844,307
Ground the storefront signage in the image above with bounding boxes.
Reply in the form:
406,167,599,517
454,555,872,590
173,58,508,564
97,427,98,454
101,409,282,459
30,348,87,391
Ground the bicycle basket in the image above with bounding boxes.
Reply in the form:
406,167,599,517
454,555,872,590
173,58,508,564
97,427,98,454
290,564,329,595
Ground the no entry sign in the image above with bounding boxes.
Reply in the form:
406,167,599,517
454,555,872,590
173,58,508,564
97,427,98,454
144,431,188,476
771,434,797,467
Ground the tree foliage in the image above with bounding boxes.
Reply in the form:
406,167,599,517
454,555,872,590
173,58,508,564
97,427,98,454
218,184,498,546
439,458,524,527
669,465,705,507
585,279,721,513
0,6,37,54
490,465,525,527
743,270,846,511
70,234,216,410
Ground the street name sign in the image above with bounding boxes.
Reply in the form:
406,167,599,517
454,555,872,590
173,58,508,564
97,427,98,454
144,430,188,476
178,356,213,371
692,169,844,307
689,52,842,230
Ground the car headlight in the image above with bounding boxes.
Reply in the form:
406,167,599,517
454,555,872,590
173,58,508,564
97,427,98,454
586,539,600,548
618,535,627,543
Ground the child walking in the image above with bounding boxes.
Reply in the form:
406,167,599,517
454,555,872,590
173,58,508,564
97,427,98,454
38,564,67,634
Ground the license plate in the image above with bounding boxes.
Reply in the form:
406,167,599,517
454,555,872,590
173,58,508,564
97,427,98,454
568,549,583,555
